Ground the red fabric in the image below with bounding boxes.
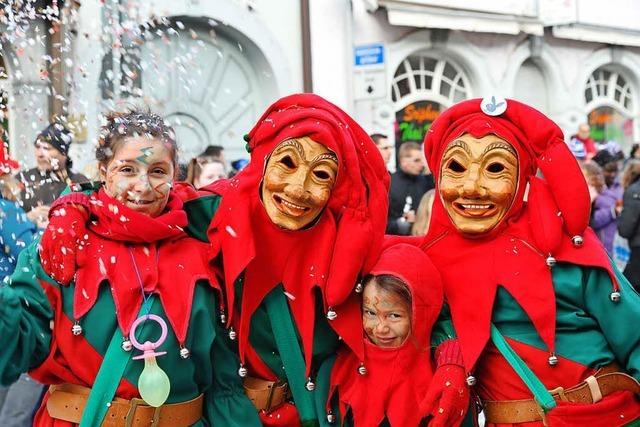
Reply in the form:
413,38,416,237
436,339,465,367
0,137,19,174
329,243,443,426
575,135,597,157
29,280,138,427
203,93,389,375
421,98,617,371
420,364,470,427
72,188,219,344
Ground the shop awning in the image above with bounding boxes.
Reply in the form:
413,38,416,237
379,1,544,36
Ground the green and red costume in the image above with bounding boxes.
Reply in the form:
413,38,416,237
0,185,259,426
328,243,444,426
420,98,640,426
188,93,390,426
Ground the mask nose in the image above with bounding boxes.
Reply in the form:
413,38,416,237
461,164,486,198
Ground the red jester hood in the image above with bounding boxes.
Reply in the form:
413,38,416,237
203,93,390,375
420,97,617,371
330,243,443,426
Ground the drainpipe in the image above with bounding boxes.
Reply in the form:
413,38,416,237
301,0,313,92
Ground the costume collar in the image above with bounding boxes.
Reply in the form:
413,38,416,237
73,189,219,344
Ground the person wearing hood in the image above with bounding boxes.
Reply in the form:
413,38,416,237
37,94,394,426
327,243,470,426
420,97,640,426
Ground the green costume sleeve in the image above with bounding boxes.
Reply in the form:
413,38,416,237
206,318,261,426
431,303,457,348
583,263,640,380
183,195,221,243
0,241,54,385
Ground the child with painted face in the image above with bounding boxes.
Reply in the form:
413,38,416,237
0,110,258,426
328,243,450,427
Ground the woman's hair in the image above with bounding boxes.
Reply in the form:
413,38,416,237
621,159,640,189
362,273,412,309
96,109,177,167
630,143,639,160
580,161,605,193
0,174,22,202
186,156,226,185
412,189,436,236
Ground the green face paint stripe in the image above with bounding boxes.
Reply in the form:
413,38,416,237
136,146,154,164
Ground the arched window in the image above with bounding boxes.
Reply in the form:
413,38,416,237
391,53,470,149
584,67,633,113
391,54,470,105
583,66,635,148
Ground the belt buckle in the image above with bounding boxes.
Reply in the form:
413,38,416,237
125,398,161,427
548,386,568,401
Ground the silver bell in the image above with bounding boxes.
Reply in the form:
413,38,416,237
121,339,133,352
354,282,363,293
548,354,558,366
546,256,556,267
466,375,477,386
238,365,248,378
572,235,584,247
228,328,237,340
326,308,337,321
305,378,315,391
180,346,191,359
610,291,621,303
327,412,336,423
219,311,227,324
71,321,83,336
357,363,367,375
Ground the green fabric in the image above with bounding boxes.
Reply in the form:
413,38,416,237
0,242,53,385
183,195,221,242
431,304,457,349
80,297,154,427
490,324,556,412
315,354,338,427
265,285,318,424
0,237,260,426
492,262,640,380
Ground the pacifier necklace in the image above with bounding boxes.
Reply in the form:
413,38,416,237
128,246,171,407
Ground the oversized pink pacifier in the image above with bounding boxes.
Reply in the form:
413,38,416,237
129,314,171,407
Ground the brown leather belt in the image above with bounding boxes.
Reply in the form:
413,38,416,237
243,376,290,413
46,383,203,427
483,364,640,424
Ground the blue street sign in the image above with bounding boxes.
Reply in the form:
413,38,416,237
354,44,384,66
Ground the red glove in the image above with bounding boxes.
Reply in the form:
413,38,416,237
39,195,90,284
421,339,470,427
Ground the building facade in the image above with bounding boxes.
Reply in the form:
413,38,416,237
1,0,640,172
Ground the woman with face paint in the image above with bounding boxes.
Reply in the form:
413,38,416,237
0,110,258,426
421,98,640,426
38,94,391,426
327,243,447,426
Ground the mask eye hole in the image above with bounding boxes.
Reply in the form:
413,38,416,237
487,162,505,173
280,155,295,169
447,159,466,173
313,170,330,180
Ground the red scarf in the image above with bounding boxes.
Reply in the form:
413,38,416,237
203,93,390,376
73,185,219,344
420,98,616,371
330,243,443,426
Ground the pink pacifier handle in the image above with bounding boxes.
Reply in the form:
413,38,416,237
129,314,168,360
